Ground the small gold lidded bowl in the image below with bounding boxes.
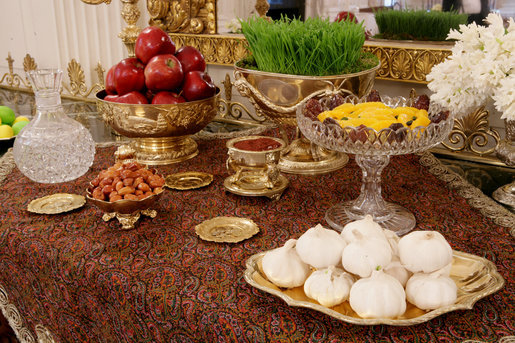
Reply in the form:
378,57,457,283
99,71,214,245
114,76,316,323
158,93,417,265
224,135,288,200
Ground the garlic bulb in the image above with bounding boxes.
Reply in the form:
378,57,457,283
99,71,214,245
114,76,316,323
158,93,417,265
349,269,406,319
296,224,347,269
383,228,400,256
341,215,386,244
406,272,457,310
398,231,453,274
262,239,310,288
341,229,392,278
304,266,354,307
383,258,411,287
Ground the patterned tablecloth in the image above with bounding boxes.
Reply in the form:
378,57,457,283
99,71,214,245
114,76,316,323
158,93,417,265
0,135,513,343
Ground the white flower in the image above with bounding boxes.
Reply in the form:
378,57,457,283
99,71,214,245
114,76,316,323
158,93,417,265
427,13,515,121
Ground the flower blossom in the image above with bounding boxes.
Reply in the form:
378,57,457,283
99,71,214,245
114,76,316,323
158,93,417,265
427,13,514,121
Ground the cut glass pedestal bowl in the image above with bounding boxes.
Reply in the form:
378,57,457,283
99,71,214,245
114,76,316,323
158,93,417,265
296,95,454,235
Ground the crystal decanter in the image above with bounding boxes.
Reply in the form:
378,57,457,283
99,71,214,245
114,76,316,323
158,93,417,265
13,69,95,183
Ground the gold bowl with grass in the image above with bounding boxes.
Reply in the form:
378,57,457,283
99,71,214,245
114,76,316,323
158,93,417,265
233,63,380,174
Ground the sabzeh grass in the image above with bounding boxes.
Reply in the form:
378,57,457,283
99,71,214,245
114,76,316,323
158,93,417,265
374,9,468,41
238,16,379,77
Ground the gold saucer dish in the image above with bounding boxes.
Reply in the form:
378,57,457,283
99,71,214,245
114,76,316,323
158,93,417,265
233,62,379,174
165,171,213,190
95,88,220,165
224,174,289,200
27,193,86,214
195,216,260,243
225,136,289,200
244,250,505,326
86,174,164,230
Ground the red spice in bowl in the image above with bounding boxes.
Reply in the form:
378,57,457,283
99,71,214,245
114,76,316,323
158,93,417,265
233,137,282,151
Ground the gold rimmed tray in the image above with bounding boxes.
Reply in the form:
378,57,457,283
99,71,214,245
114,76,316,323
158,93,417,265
195,216,260,243
165,171,213,190
223,174,289,200
244,250,505,326
27,193,86,214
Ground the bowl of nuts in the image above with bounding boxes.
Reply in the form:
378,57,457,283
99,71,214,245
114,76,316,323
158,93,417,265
86,159,166,229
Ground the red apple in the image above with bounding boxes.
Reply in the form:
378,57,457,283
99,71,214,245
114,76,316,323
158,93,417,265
104,94,119,102
182,71,216,101
151,91,186,104
335,11,357,23
105,65,117,95
114,91,148,104
114,58,145,96
175,46,206,74
135,26,176,64
144,54,184,92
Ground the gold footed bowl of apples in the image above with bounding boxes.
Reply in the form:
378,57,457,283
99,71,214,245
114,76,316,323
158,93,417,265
96,26,219,165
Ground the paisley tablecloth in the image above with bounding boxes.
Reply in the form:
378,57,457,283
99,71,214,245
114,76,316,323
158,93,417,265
0,136,513,343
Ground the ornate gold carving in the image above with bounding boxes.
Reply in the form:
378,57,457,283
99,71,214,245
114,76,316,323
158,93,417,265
442,106,501,156
22,54,37,73
119,0,142,57
169,33,247,66
66,59,87,96
147,0,217,34
95,62,105,87
362,42,452,83
0,53,30,89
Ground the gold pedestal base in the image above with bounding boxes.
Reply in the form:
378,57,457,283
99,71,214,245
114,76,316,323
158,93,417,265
102,209,157,230
278,137,349,175
132,136,198,165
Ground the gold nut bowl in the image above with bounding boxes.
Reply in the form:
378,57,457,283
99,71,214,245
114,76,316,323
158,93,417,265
86,176,164,230
95,88,221,165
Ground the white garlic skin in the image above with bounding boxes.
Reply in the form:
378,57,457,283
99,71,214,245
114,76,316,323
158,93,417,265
304,266,354,307
398,231,453,274
349,270,406,319
383,258,411,287
341,230,392,278
406,273,457,310
341,215,387,244
296,224,347,269
262,239,310,288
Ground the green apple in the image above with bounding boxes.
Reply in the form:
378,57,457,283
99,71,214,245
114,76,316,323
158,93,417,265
12,121,29,135
0,106,15,126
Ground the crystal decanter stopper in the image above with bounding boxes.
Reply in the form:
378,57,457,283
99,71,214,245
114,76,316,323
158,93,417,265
13,69,95,183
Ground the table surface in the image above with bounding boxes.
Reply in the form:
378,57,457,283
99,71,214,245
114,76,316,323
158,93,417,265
0,131,514,342
0,89,514,342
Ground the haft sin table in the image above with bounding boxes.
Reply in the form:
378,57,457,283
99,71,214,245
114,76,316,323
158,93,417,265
0,132,513,342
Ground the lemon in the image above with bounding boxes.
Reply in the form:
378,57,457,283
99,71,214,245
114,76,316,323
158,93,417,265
0,106,15,126
13,116,30,124
12,121,28,135
0,125,14,138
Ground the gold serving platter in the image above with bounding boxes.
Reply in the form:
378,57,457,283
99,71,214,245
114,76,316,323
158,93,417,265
27,193,86,214
165,171,213,190
244,250,505,326
195,216,260,243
